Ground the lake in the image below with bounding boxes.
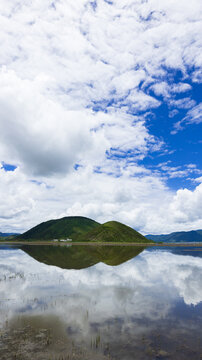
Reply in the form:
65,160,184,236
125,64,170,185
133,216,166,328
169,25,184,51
0,244,202,359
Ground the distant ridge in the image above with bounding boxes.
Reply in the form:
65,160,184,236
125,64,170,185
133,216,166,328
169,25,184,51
0,232,20,237
146,229,202,243
16,216,152,243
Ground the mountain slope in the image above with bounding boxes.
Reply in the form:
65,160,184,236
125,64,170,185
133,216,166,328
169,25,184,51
16,217,151,243
146,229,202,243
17,216,100,241
77,221,152,243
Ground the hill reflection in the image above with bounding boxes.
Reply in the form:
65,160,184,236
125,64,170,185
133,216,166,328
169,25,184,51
22,244,145,269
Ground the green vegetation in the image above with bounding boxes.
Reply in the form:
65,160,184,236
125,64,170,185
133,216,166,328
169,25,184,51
22,244,145,269
0,235,18,241
15,216,152,244
17,216,100,241
0,232,20,241
77,221,151,243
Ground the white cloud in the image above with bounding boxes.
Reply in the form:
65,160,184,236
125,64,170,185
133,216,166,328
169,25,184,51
194,176,202,183
0,0,201,233
0,69,109,176
169,183,202,224
192,69,202,83
1,163,202,235
150,82,192,100
169,97,196,110
171,83,192,93
157,162,201,180
172,103,202,133
184,103,202,125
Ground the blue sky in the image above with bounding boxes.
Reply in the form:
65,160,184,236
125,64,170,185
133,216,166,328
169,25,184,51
0,0,201,234
142,80,202,190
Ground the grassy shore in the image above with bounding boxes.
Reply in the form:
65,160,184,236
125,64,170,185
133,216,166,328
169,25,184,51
0,241,202,247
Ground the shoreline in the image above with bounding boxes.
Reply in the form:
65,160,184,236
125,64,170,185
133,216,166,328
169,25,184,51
0,241,202,247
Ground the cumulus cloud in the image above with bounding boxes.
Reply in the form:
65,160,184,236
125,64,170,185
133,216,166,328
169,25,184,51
0,0,201,232
0,69,108,176
169,183,202,224
1,163,202,235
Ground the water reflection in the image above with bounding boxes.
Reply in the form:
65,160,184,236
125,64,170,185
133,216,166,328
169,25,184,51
0,245,202,359
22,244,145,269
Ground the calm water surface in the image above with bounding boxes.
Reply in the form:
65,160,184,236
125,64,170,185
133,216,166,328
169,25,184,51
0,244,202,360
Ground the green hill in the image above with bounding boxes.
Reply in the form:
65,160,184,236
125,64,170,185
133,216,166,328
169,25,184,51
77,220,151,243
146,229,202,243
17,216,100,241
22,244,145,269
16,216,151,243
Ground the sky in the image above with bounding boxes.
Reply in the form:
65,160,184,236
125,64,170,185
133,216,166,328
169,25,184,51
0,0,202,234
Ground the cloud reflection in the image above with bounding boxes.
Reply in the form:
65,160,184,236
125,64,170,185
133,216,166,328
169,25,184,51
0,247,202,355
